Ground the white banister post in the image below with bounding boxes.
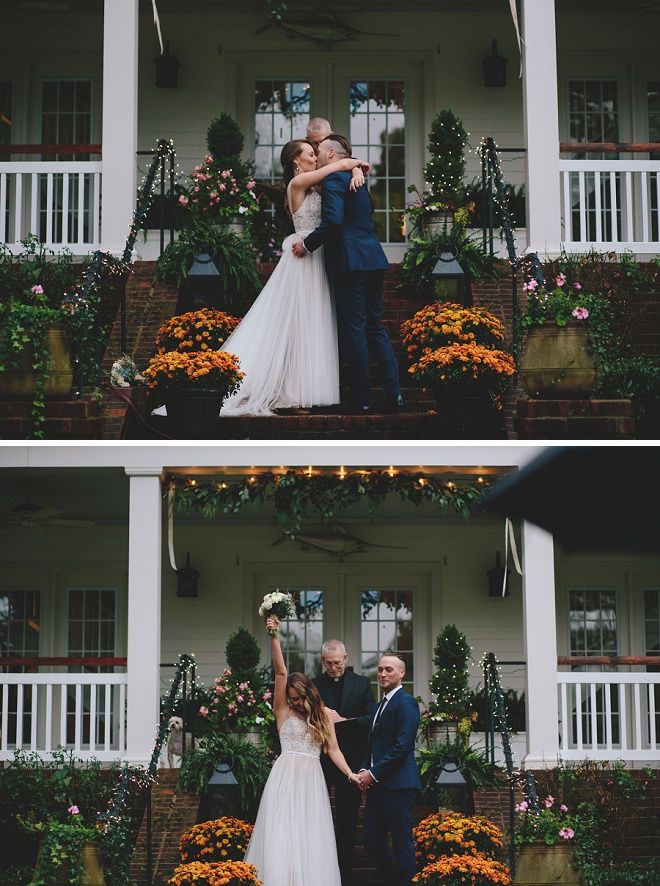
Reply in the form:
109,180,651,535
521,520,560,768
101,0,139,254
521,0,562,256
124,468,162,766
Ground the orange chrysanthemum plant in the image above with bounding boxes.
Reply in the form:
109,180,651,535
412,853,511,886
400,303,515,402
178,817,254,864
414,812,504,863
168,859,261,886
156,309,241,354
143,350,244,396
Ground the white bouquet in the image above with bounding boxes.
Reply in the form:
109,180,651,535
258,590,296,636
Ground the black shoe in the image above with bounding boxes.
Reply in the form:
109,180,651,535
346,404,371,415
382,393,405,414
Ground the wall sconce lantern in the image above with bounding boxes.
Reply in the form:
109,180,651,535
177,552,199,598
487,550,509,598
435,757,470,813
178,249,222,313
155,40,180,89
483,39,508,88
431,251,470,306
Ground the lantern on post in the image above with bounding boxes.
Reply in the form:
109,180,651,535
155,41,180,89
431,251,470,305
178,249,222,312
483,40,508,88
204,759,240,821
176,552,199,598
435,756,470,813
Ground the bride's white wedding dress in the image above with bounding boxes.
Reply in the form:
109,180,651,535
244,713,342,886
220,188,340,416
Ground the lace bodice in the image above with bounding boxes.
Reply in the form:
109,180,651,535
279,713,321,757
291,189,322,234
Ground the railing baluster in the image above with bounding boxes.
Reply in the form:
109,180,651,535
560,680,568,751
619,683,627,751
45,173,54,244
104,683,112,752
634,682,642,751
575,682,583,751
16,684,24,748
562,169,571,242
77,172,85,245
604,679,613,751
89,681,97,752
1,684,9,752
45,683,53,753
61,172,70,245
594,170,602,243
60,683,68,748
93,171,101,245
30,683,38,751
74,683,82,752
640,171,650,244
14,171,23,243
0,171,7,241
609,171,618,242
589,682,598,751
625,171,633,242
30,172,38,235
649,683,657,750
578,172,586,244
119,682,127,753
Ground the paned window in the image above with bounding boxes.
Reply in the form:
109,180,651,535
349,80,406,244
647,81,660,238
643,588,660,739
0,81,11,158
0,590,41,746
360,587,413,698
254,80,311,185
270,586,324,677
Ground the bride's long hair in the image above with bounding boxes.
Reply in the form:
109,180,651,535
286,672,332,751
280,140,314,213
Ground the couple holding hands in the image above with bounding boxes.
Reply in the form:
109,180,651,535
243,615,421,886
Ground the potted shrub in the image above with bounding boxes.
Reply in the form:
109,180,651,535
168,860,261,886
400,303,515,437
414,811,505,862
413,854,511,886
29,807,105,886
424,624,473,742
178,817,253,864
155,308,241,354
519,267,606,399
143,349,244,439
513,795,581,885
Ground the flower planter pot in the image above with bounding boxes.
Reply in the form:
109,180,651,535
429,721,459,743
520,324,596,399
424,210,454,238
514,842,581,885
0,322,73,398
434,387,506,439
164,388,226,439
37,839,106,886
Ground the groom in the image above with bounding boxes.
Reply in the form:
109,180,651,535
292,133,404,413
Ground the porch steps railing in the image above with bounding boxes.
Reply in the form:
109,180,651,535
0,656,127,762
559,142,660,252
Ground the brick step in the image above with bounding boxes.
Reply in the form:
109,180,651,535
0,397,103,440
516,399,634,440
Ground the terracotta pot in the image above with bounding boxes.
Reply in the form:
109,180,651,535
0,322,73,398
164,387,226,439
45,840,106,885
520,324,596,399
514,842,581,885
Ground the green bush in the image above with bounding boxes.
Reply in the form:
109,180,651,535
423,109,468,206
226,627,261,674
206,113,245,170
428,624,472,720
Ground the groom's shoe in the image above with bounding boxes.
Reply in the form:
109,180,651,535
382,393,405,414
346,404,371,415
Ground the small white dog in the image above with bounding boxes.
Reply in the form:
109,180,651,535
166,716,192,768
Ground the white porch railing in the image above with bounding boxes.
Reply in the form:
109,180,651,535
0,161,102,254
559,159,660,253
557,671,660,761
0,672,127,762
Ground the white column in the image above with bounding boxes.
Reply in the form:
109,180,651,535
521,520,559,768
101,0,139,254
124,468,162,766
521,0,562,256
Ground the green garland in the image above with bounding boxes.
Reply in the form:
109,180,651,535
169,470,488,529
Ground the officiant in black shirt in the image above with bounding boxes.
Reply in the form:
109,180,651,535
313,639,376,886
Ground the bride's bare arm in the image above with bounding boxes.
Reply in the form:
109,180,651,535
324,711,361,784
268,616,288,722
289,157,369,194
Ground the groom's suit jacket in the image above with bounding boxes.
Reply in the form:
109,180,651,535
367,687,421,790
303,171,389,278
313,669,375,773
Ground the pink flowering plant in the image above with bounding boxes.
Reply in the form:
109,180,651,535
196,668,274,736
520,268,604,330
179,155,260,225
513,795,576,847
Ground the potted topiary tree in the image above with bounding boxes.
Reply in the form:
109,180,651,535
424,624,474,743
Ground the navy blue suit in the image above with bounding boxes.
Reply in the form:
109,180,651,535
303,171,401,408
363,688,421,886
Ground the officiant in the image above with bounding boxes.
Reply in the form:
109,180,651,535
313,639,376,886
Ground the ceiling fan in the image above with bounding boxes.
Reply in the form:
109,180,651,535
1,499,95,531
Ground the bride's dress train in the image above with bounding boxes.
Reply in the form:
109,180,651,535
220,189,339,416
244,713,342,886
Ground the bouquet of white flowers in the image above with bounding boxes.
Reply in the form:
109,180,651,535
258,590,296,636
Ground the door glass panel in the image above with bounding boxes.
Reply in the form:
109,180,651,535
254,80,311,188
268,586,324,678
360,586,414,698
349,79,406,244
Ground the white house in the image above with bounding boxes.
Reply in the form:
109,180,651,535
1,443,658,772
1,0,659,260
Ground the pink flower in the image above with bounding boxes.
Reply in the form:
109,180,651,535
247,180,256,190
559,827,575,840
522,279,538,292
67,805,80,815
572,306,589,320
263,690,272,701
574,282,582,290
239,683,248,690
560,804,568,812
544,795,555,809
199,706,209,717
219,183,226,191
515,801,529,813
31,284,44,295
178,195,189,206
556,273,567,287
237,695,244,703
221,170,230,179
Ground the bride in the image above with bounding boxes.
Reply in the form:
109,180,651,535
220,140,368,416
244,615,361,886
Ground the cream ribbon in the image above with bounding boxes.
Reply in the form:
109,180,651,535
152,0,164,54
167,482,177,572
509,0,523,77
502,517,524,597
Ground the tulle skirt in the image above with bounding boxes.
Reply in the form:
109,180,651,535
244,751,342,886
220,233,340,416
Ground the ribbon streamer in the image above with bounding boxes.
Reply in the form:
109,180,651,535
152,0,164,55
167,483,177,572
502,517,523,597
509,0,523,78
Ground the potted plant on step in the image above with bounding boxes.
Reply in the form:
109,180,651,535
513,795,581,885
423,624,474,743
168,859,261,886
28,805,105,886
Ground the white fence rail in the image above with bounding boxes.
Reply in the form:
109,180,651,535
557,671,660,761
560,159,660,252
0,672,127,762
0,161,102,254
